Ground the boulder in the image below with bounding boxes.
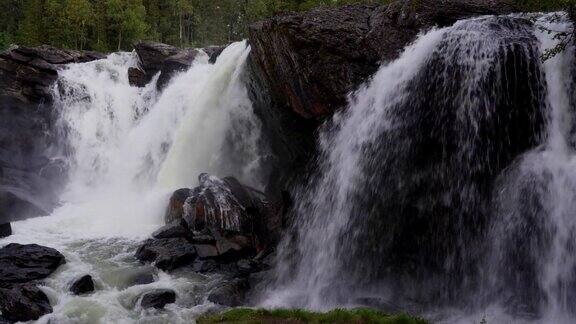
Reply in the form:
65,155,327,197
70,275,94,295
0,284,52,322
135,238,197,271
140,289,176,309
152,220,192,240
181,174,271,240
164,188,192,225
128,67,147,87
207,279,248,307
0,243,65,286
0,223,10,238
157,49,200,90
133,41,180,77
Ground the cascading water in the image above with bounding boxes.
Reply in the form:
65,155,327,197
261,12,576,324
0,41,263,323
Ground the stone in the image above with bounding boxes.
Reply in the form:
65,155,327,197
203,46,227,64
128,67,147,87
70,275,94,295
164,188,192,224
133,41,180,76
0,223,11,238
140,289,176,309
0,284,52,322
207,279,248,307
152,220,191,240
157,49,199,90
0,243,65,286
135,238,197,271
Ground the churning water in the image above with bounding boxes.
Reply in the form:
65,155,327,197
0,41,262,323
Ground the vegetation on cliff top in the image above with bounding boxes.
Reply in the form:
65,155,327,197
0,0,573,52
197,308,428,324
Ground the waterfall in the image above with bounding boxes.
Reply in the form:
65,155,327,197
0,41,263,323
488,13,576,323
261,13,563,321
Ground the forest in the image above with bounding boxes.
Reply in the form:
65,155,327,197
0,0,573,52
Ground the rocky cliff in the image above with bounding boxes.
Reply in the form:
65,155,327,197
246,0,518,196
0,46,104,224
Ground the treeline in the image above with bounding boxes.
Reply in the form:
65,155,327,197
0,0,384,52
0,0,572,52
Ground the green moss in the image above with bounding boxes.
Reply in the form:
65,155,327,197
197,308,428,324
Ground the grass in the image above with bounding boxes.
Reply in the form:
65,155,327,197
197,308,428,324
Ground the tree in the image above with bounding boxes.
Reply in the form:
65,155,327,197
106,0,148,51
65,0,94,50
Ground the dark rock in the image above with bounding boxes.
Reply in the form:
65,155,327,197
152,220,191,240
203,46,227,64
0,284,52,322
128,67,147,87
190,232,216,244
0,223,10,238
207,279,248,307
133,41,180,77
70,275,94,295
182,174,272,242
140,289,176,309
246,0,517,204
194,244,220,260
135,238,197,271
0,243,65,286
157,49,199,90
191,259,219,273
0,45,103,224
164,188,192,224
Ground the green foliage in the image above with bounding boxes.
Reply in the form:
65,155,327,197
197,308,428,324
1,0,574,52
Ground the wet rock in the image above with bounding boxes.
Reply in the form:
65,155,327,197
0,223,11,238
157,49,199,90
134,41,180,77
0,46,104,223
0,243,65,286
152,220,191,240
246,0,518,209
104,266,156,289
207,279,248,307
0,284,52,322
194,244,220,260
140,289,176,309
182,174,272,243
164,188,192,224
128,67,147,87
135,238,197,271
70,275,94,295
203,46,227,64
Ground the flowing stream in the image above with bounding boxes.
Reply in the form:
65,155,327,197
0,41,262,323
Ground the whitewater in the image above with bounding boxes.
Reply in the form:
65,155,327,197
0,41,262,323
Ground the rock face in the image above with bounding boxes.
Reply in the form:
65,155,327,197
0,223,10,238
247,0,518,195
133,41,199,90
70,275,95,295
0,243,65,285
0,45,104,224
140,289,176,309
0,284,52,322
